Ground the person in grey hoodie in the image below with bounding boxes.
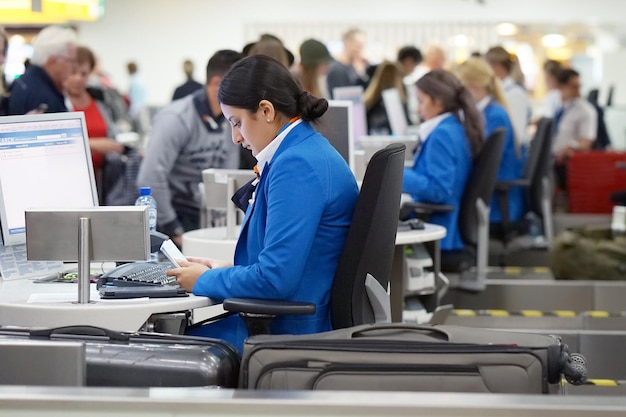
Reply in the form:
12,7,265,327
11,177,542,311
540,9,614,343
137,50,243,247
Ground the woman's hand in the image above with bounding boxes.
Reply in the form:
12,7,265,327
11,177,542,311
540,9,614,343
167,257,232,292
186,256,233,269
166,259,210,292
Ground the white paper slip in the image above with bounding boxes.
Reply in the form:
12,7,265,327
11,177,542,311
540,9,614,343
27,291,101,304
27,292,151,304
160,239,186,268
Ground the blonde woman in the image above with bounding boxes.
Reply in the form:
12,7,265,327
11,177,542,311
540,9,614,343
363,60,407,134
485,46,531,145
455,57,525,224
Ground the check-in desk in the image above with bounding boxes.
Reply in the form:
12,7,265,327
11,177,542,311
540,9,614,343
0,278,221,333
391,224,446,322
183,224,447,324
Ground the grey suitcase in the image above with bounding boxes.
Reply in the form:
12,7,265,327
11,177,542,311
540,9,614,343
0,326,239,387
240,324,586,393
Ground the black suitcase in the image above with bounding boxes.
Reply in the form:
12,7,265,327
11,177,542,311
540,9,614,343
240,323,587,393
0,326,239,387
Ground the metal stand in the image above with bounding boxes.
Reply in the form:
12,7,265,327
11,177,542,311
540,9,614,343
77,217,92,304
226,177,238,239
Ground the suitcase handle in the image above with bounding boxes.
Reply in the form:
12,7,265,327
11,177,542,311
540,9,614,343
30,325,130,341
347,324,451,340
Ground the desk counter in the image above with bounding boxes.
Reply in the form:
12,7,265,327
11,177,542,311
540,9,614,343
395,223,446,245
183,224,447,323
183,224,446,258
0,279,218,332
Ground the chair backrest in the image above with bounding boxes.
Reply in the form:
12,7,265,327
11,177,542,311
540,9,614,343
458,127,506,246
528,118,553,216
521,118,550,182
330,143,406,329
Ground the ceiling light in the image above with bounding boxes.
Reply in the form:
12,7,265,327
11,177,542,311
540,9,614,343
541,33,567,48
496,22,518,37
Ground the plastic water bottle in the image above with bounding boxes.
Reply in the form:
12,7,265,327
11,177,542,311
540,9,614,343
135,186,158,261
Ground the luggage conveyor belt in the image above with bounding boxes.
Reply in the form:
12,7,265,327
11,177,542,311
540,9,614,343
498,328,626,384
436,269,626,396
567,380,626,396
440,311,626,392
445,309,626,331
442,279,626,312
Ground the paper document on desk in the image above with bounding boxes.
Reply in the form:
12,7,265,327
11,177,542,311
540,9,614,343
27,291,101,303
0,244,64,281
27,291,150,304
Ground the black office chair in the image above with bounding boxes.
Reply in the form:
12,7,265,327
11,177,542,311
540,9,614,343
400,128,506,292
494,118,554,253
223,143,406,336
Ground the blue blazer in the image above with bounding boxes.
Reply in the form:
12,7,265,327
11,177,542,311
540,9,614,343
189,121,359,351
483,101,526,223
402,116,472,251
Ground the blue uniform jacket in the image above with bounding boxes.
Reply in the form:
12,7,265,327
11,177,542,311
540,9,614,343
7,65,67,115
190,121,359,351
483,101,526,223
402,115,472,251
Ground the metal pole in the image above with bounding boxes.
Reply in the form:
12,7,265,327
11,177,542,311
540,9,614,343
226,177,237,239
77,217,91,304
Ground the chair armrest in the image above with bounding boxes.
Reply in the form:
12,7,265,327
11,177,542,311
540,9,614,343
223,298,316,337
495,179,530,192
400,201,454,220
223,297,316,316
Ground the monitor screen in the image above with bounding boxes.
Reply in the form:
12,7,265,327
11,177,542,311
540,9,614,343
0,112,98,246
314,100,355,173
331,86,368,143
202,168,256,238
382,88,409,136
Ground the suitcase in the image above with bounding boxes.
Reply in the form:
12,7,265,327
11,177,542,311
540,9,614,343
240,323,587,394
568,151,626,214
0,325,239,388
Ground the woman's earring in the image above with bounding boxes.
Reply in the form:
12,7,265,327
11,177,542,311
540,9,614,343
266,119,271,122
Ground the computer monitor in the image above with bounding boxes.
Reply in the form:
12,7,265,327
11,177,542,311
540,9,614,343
202,168,256,239
382,88,410,136
332,86,368,143
314,100,355,174
0,112,98,246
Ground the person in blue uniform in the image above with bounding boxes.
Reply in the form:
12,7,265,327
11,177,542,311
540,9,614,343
402,69,483,267
455,57,525,224
167,55,359,351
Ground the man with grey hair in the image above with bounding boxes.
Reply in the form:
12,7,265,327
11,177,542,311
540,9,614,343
7,25,78,115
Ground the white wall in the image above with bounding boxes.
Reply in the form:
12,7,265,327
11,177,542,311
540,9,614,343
75,0,626,106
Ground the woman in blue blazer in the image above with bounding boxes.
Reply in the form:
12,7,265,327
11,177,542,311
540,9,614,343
455,57,525,223
168,55,359,351
403,69,483,255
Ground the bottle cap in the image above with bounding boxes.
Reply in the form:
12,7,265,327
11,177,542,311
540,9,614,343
139,187,151,196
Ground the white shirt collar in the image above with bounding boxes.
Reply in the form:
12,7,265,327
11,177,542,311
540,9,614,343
476,95,492,112
255,119,303,175
418,112,452,142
